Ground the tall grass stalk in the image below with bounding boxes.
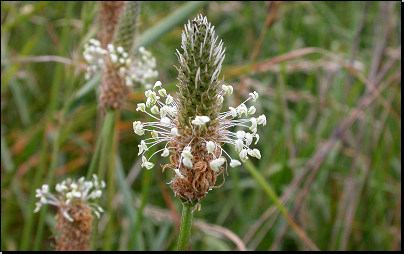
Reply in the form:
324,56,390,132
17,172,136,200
89,110,116,250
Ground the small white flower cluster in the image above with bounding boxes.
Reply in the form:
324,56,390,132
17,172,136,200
133,81,266,178
33,175,105,222
83,38,158,88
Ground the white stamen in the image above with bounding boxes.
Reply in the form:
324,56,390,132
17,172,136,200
210,157,226,172
206,141,215,154
230,159,241,168
192,116,210,126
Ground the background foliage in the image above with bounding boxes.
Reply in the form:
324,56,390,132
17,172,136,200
1,1,401,251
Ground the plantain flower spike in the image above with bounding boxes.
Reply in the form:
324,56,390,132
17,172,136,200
133,14,266,205
33,175,105,250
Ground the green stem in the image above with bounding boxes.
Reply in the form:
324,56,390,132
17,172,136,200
86,117,105,180
105,111,117,251
177,203,195,251
91,110,116,250
129,164,152,250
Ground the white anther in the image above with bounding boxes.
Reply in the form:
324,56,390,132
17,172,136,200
153,81,162,89
175,168,184,179
160,117,171,125
249,91,259,102
171,127,179,136
248,106,256,115
257,115,267,126
236,131,246,139
183,158,193,168
138,140,148,155
237,104,248,116
150,105,159,114
222,85,233,95
206,141,215,154
229,107,237,118
161,148,170,157
210,157,226,172
245,133,253,146
235,139,244,153
239,149,249,162
191,116,210,126
230,159,241,168
181,146,193,160
255,134,260,144
133,121,145,135
158,88,167,97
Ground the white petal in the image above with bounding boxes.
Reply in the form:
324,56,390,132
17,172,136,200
93,211,101,219
117,46,124,53
110,54,118,63
33,205,41,213
133,121,145,135
160,106,168,118
138,140,148,155
40,196,47,204
107,44,114,52
72,191,82,198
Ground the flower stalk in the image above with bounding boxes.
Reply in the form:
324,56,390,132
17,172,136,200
177,202,196,251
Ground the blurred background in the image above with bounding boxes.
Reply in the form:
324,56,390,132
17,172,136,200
1,1,401,251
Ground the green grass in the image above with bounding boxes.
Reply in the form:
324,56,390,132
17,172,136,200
1,1,401,251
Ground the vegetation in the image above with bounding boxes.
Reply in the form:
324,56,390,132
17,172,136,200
1,1,401,251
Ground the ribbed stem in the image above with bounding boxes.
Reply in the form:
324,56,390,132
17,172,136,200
177,203,195,251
